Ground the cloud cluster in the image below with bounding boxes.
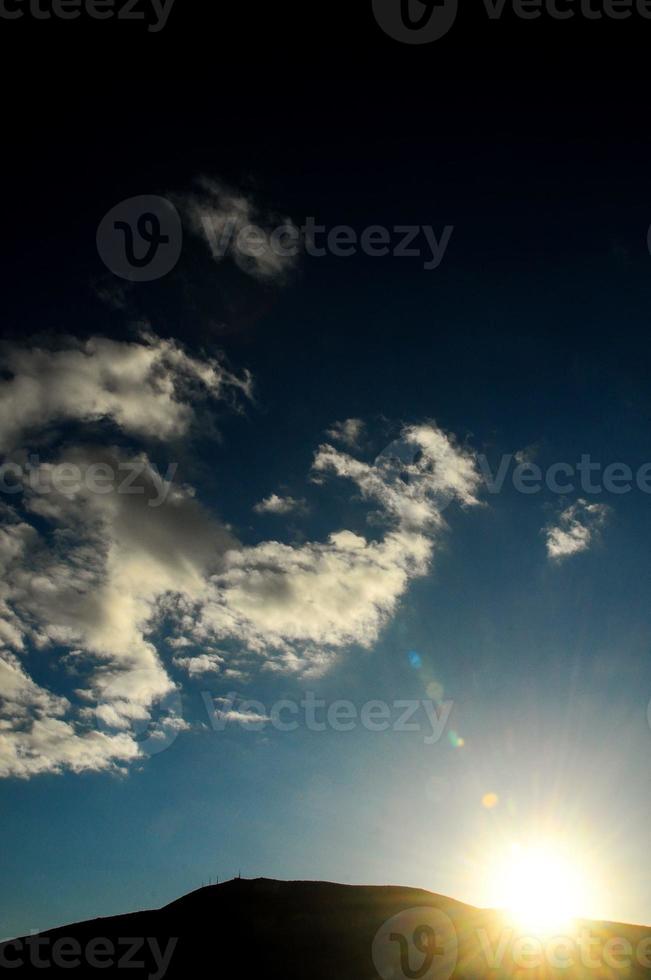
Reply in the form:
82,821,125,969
0,650,141,779
545,499,609,562
0,442,236,777
0,332,482,778
0,333,248,778
180,424,482,676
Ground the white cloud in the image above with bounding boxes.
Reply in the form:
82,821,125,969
0,332,251,453
0,652,141,779
187,423,482,676
545,499,609,562
182,178,299,282
173,652,224,677
326,418,365,449
193,528,432,676
0,329,248,778
0,445,235,777
207,695,271,728
0,327,482,780
253,494,306,516
314,423,481,530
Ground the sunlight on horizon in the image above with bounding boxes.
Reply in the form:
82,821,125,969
484,840,594,936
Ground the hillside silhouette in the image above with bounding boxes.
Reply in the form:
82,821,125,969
2,878,650,979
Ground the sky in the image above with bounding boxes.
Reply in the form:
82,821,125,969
2,3,651,943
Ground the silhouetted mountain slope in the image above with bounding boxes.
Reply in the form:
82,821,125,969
2,878,650,980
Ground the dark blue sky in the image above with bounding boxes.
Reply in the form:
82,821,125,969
1,3,651,942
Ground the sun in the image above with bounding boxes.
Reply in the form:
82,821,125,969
489,841,588,936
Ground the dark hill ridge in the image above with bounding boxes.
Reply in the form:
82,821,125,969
2,877,650,980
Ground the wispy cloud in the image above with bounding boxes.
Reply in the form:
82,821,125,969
181,178,299,283
545,499,609,562
314,423,482,529
207,696,271,728
326,418,365,450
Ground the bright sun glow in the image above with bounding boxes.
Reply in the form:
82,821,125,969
489,841,589,936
